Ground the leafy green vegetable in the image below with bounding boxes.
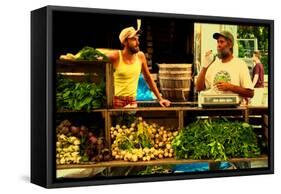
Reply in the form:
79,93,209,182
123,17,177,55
75,46,109,61
172,119,261,161
56,75,106,111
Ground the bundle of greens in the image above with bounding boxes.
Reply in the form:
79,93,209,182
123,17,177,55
75,46,109,61
56,76,106,111
110,117,177,162
172,119,261,161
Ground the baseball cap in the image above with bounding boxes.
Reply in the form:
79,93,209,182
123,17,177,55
119,27,140,44
213,31,234,43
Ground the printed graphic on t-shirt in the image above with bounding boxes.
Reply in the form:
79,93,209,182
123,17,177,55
213,70,231,85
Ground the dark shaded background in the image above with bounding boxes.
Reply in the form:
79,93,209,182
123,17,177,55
52,10,194,71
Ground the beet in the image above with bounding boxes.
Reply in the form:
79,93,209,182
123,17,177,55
70,126,79,135
89,136,98,144
88,132,94,137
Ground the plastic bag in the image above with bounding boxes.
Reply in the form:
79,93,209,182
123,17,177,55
136,74,156,101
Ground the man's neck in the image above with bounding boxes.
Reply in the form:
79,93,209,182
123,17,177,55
221,55,233,63
122,49,137,62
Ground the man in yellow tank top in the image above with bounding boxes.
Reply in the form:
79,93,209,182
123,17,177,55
101,27,171,108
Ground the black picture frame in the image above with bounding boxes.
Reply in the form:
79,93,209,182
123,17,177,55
31,5,274,188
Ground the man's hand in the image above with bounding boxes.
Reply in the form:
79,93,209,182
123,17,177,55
203,50,215,68
159,99,171,107
215,81,232,91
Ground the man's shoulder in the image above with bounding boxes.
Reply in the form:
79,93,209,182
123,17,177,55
137,51,145,58
109,50,120,62
232,57,248,67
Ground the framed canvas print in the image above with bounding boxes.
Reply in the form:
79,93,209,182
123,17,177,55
31,5,274,188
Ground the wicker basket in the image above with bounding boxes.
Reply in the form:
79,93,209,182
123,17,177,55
160,88,190,101
158,64,192,101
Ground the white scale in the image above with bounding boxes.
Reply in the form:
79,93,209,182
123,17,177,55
198,90,240,108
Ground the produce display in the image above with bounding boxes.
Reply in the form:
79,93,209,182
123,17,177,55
56,120,111,165
172,119,261,161
56,76,106,111
59,46,109,61
110,117,178,162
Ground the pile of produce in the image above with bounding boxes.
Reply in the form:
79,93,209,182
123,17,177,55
59,46,108,61
56,120,111,165
172,119,261,161
56,76,106,111
56,133,81,165
56,120,81,165
110,117,178,162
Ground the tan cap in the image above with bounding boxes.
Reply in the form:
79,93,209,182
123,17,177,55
213,31,234,44
119,27,139,44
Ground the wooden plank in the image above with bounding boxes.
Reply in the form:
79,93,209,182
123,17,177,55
56,109,108,113
56,60,106,74
108,106,246,112
57,59,107,67
248,116,263,126
136,111,178,118
56,74,102,84
57,155,268,169
248,106,269,115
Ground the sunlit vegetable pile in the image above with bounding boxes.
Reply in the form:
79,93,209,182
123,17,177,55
59,46,109,61
110,117,178,162
172,119,261,161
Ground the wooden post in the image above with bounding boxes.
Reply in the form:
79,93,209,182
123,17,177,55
244,107,249,123
178,110,184,130
106,62,114,108
103,110,110,150
105,111,112,150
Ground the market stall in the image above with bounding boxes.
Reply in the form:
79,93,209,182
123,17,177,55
55,57,269,178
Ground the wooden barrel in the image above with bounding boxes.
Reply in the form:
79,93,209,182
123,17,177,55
158,64,192,101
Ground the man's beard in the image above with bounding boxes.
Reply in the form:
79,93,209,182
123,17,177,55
217,48,230,59
128,46,139,54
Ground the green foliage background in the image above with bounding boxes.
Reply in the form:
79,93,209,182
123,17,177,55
237,26,269,74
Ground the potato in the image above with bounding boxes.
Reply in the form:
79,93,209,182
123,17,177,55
166,144,171,149
60,158,66,164
73,140,80,145
132,155,138,162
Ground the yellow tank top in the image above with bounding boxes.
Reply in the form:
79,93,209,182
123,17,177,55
114,51,142,97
